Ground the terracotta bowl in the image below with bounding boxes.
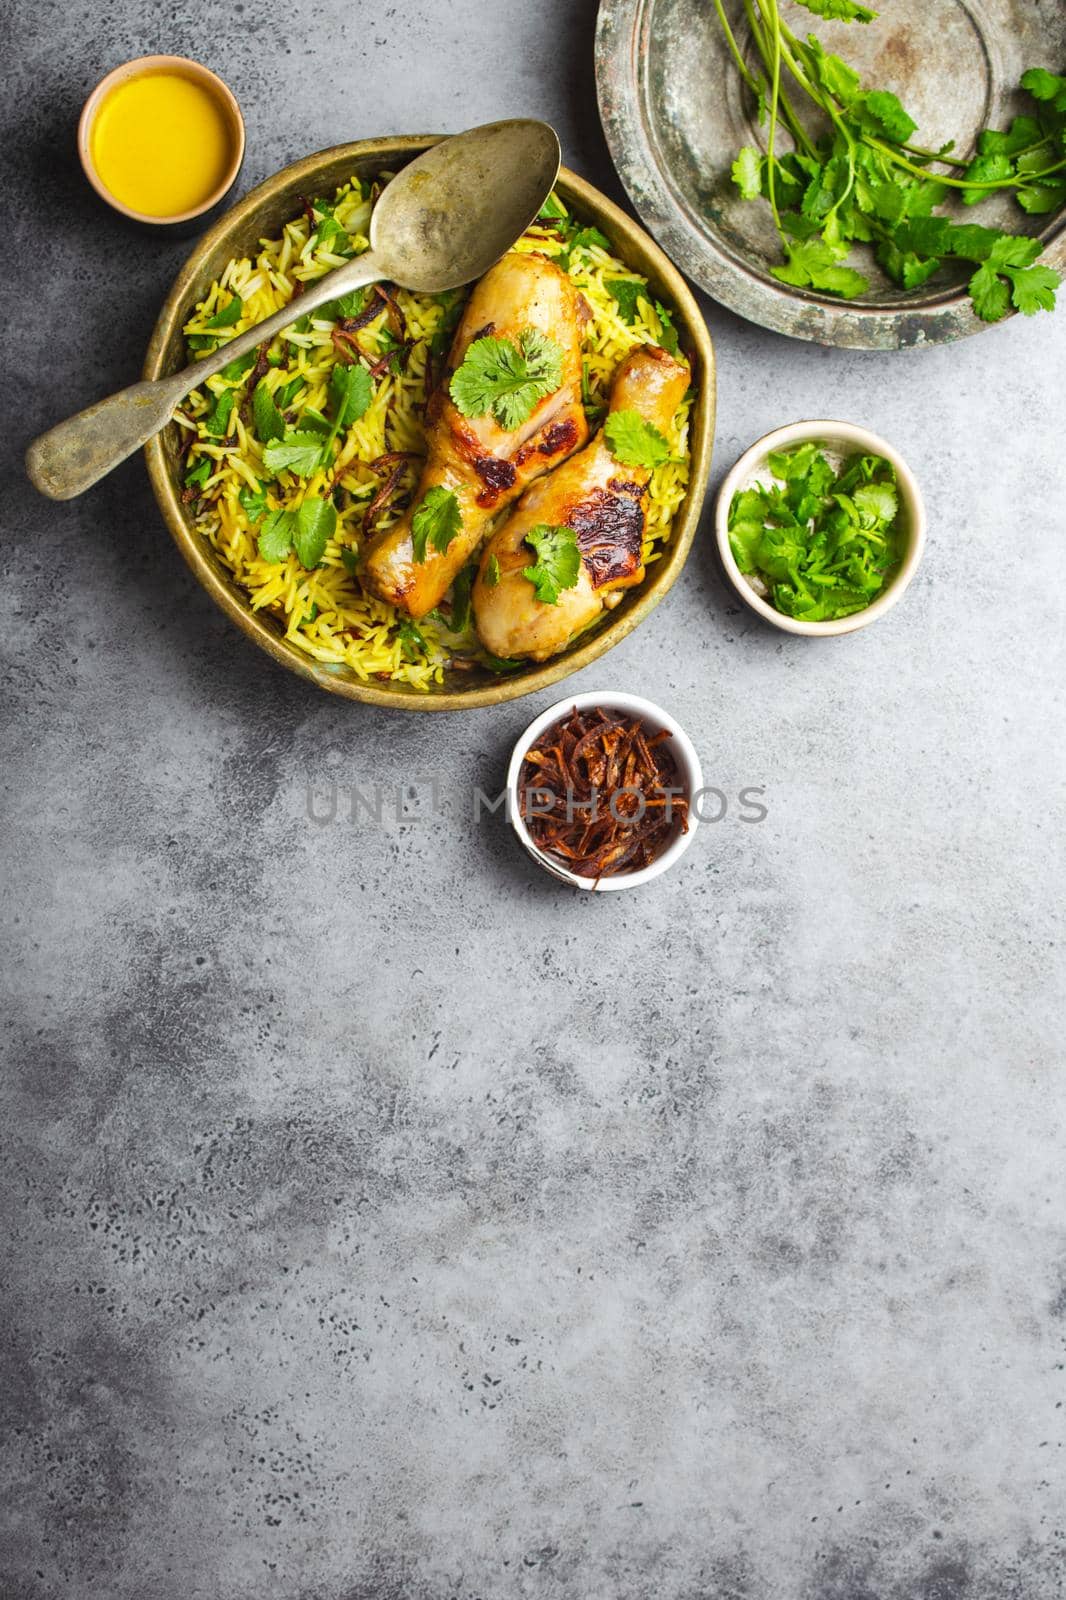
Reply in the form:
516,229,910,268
78,55,245,228
143,138,716,710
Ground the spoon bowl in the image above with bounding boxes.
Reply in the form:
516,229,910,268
367,119,561,291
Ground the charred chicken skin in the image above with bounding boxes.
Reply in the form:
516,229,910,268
359,251,588,619
472,343,690,662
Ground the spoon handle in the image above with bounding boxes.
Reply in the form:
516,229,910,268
25,252,387,501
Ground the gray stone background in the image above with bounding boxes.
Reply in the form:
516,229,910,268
2,1,1064,1597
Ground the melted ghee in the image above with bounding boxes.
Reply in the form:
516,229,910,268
91,70,234,218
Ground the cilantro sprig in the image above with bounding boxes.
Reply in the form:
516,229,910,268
716,0,1062,321
728,443,905,621
522,524,582,606
450,328,564,429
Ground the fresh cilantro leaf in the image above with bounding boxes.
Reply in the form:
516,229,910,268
262,433,324,478
961,151,1014,203
978,115,1042,158
187,334,216,354
856,90,917,144
340,548,361,577
293,496,337,567
449,329,564,429
239,485,269,522
653,301,681,357
805,38,862,107
986,234,1043,270
1006,263,1060,315
253,382,286,444
606,278,646,323
771,239,869,297
449,564,476,633
794,0,877,18
411,486,462,563
1017,182,1066,215
184,455,212,489
852,482,897,525
484,554,501,588
768,442,821,480
604,408,671,472
204,389,235,438
329,362,373,428
967,263,1011,322
522,524,582,606
221,349,257,381
1021,67,1066,115
258,509,296,562
732,146,764,201
205,296,243,329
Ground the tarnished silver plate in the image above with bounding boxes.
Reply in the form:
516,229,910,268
596,0,1066,347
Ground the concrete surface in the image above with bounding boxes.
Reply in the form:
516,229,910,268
2,2,1065,1597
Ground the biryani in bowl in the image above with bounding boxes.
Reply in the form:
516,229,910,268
145,141,715,707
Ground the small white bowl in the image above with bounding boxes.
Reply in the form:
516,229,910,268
506,690,702,892
715,420,926,636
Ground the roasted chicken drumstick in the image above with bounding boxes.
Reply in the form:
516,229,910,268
472,343,690,662
360,250,588,619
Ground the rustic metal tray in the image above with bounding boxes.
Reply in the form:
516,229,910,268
596,0,1066,347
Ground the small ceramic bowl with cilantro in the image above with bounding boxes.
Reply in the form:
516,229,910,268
715,421,926,636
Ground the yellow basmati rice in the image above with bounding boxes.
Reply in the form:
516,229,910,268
181,180,693,690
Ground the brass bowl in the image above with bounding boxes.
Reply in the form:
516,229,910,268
143,137,716,711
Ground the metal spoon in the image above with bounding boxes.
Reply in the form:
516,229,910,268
26,119,561,501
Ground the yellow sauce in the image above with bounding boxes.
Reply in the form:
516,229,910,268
90,70,235,218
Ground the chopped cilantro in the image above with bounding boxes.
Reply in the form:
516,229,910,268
262,433,324,478
606,278,646,323
411,487,462,563
484,554,501,588
257,509,296,562
221,350,257,381
239,485,269,522
252,382,286,444
538,192,569,221
293,496,336,567
329,362,373,428
397,619,427,660
522,524,581,606
449,564,477,633
204,296,243,329
604,409,671,472
728,442,905,621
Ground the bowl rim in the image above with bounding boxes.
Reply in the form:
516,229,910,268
143,137,716,711
714,419,927,637
505,689,703,891
78,55,246,226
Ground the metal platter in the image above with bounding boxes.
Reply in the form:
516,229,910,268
596,0,1066,348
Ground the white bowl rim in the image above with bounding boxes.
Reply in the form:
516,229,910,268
506,690,703,892
714,419,927,637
